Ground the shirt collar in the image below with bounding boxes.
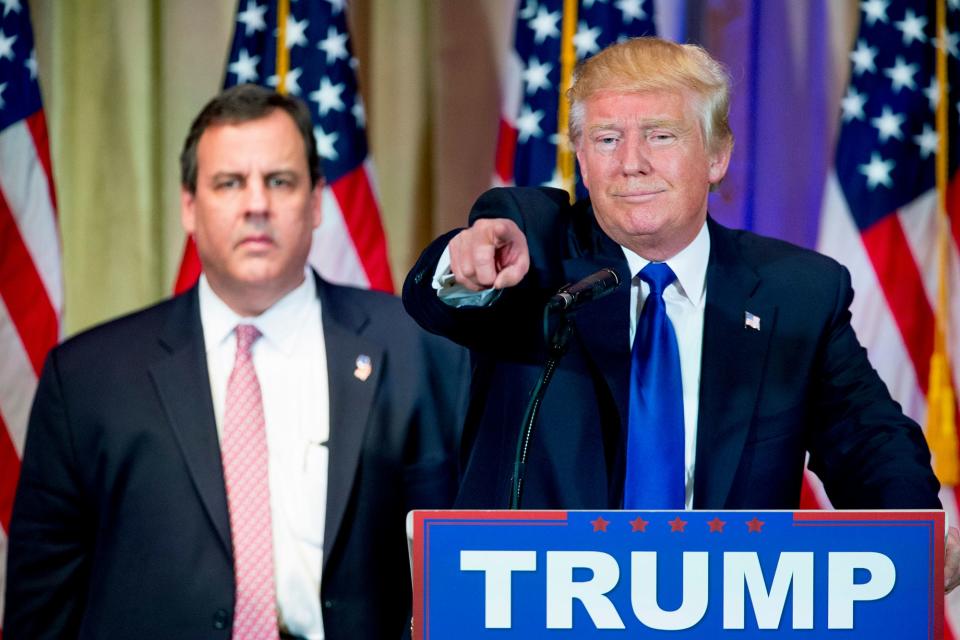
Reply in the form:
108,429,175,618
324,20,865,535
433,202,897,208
620,220,710,307
198,269,318,355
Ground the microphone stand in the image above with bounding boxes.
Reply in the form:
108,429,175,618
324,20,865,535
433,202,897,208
509,305,574,509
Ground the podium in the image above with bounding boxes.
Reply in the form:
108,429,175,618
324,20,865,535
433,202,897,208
410,510,944,638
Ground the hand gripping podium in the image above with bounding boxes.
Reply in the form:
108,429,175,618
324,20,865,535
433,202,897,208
410,510,944,638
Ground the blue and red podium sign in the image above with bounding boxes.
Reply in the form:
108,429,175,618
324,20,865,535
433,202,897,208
411,510,943,638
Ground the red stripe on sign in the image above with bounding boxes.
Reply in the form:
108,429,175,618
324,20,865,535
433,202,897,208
861,214,935,393
0,190,57,376
330,168,394,293
173,237,202,294
494,118,517,184
0,411,22,533
25,111,58,214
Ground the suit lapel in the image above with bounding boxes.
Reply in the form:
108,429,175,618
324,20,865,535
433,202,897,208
563,255,633,424
316,277,384,570
148,289,232,554
693,219,775,508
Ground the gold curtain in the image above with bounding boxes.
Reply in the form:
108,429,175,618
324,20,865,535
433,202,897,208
29,0,514,336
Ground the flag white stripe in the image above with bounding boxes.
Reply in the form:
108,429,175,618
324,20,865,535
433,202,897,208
308,185,369,288
817,173,927,423
898,190,960,400
0,121,63,310
0,297,38,456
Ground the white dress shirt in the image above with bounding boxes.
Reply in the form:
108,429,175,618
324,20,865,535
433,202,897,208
199,271,328,639
434,221,711,508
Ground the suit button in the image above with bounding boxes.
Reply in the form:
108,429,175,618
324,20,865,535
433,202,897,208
323,599,335,609
213,608,229,630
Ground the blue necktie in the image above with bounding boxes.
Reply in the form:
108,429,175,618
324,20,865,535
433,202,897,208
624,262,685,509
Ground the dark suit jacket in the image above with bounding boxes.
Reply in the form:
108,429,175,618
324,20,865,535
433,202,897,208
5,273,469,640
402,186,940,510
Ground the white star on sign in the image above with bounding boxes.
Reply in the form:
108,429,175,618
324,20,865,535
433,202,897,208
309,77,345,116
894,9,928,45
849,39,878,75
913,123,939,159
840,86,867,122
228,49,260,84
516,105,545,143
871,105,905,142
574,21,602,58
529,6,561,44
236,0,267,36
615,0,646,23
883,55,918,93
0,30,17,62
859,151,895,189
860,0,890,26
314,125,339,160
318,26,349,64
268,66,303,95
523,56,553,94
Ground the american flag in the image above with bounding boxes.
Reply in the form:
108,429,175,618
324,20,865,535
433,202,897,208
495,0,656,192
174,0,393,294
0,1,62,632
816,0,960,631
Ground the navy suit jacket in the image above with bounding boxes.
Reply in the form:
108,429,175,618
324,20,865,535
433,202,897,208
5,273,469,640
402,186,940,511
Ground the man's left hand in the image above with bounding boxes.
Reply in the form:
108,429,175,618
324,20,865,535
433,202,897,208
946,526,960,593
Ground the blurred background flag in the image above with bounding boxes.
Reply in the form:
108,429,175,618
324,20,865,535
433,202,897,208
815,0,960,631
174,0,393,294
0,0,62,633
494,0,657,198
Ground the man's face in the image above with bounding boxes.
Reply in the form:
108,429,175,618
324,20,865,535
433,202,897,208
181,109,321,315
575,89,730,261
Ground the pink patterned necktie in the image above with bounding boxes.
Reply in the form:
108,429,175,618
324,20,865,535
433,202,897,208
222,324,279,639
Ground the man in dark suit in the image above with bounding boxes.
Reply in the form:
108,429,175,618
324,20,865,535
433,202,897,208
402,37,960,586
5,85,468,639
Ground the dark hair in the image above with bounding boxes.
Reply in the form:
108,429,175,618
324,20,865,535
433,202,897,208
179,84,322,193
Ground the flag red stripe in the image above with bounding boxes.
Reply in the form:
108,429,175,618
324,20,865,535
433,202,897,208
494,118,517,184
0,190,57,377
173,237,202,294
0,411,22,534
24,111,58,214
330,168,393,293
947,171,960,254
860,214,935,393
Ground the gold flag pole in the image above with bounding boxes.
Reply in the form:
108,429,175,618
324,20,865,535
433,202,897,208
275,0,290,94
556,0,579,202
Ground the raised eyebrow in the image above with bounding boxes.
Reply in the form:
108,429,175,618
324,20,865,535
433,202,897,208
264,169,299,181
640,118,689,133
210,171,244,183
587,123,624,136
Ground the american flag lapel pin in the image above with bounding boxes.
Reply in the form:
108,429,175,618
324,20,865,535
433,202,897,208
744,311,761,331
354,354,372,381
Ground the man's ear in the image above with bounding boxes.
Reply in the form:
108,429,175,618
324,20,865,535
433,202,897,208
310,179,324,229
180,188,196,235
708,141,732,184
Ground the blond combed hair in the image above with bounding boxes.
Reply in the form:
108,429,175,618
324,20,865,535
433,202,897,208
567,37,733,154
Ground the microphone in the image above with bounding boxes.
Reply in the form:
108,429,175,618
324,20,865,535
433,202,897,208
546,268,621,312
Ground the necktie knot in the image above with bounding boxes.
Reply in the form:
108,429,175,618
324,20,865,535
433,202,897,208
638,262,677,297
235,324,261,355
